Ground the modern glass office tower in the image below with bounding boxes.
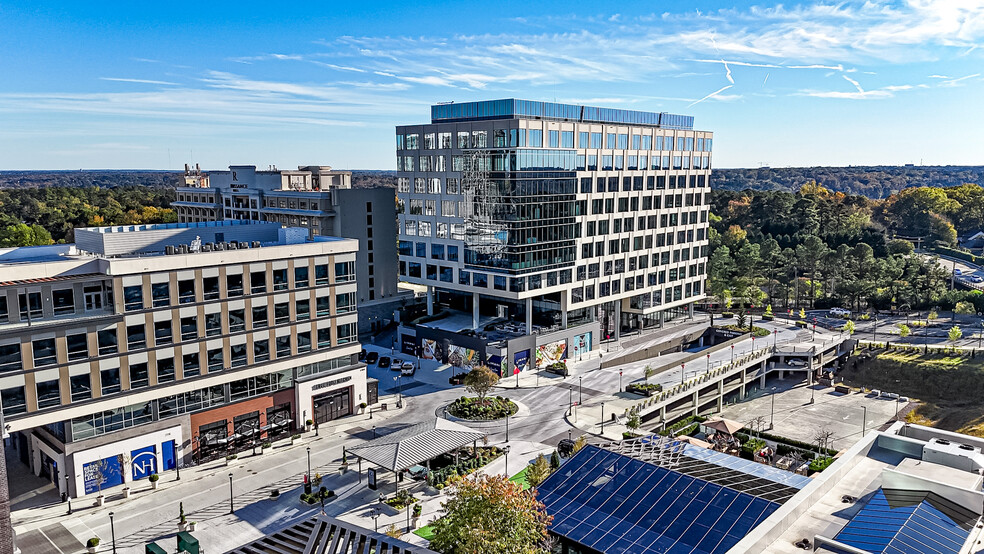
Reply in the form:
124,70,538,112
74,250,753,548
395,99,712,354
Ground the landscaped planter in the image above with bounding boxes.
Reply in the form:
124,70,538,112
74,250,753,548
625,384,663,397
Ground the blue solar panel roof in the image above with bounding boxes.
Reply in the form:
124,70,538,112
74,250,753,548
677,443,812,489
538,445,779,554
832,489,977,554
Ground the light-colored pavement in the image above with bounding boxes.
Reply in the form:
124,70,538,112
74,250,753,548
717,379,904,451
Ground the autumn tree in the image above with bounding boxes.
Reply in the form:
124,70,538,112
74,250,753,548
463,364,499,402
430,473,552,554
948,325,963,343
525,454,552,488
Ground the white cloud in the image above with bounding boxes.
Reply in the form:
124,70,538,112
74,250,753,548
100,78,179,85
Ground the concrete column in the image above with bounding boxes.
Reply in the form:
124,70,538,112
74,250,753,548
739,381,746,398
525,297,532,335
0,440,14,554
561,308,568,329
472,292,480,330
426,286,434,316
759,373,766,388
692,391,699,415
614,301,622,341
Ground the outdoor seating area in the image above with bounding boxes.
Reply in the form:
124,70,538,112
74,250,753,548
703,417,744,456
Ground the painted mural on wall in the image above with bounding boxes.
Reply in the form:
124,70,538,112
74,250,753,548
448,345,477,371
570,332,592,358
421,339,438,360
535,340,567,368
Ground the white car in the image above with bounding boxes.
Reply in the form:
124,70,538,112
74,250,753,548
829,307,851,317
970,275,984,283
954,268,963,276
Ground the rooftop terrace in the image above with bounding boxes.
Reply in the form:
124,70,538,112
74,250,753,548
430,99,695,129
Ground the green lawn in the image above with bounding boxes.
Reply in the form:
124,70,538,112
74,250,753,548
509,466,532,490
413,524,436,541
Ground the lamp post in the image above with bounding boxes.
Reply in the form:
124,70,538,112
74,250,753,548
65,474,72,515
773,329,778,349
503,445,510,478
769,386,777,430
229,473,234,514
320,486,327,515
372,425,377,439
505,414,510,443
680,362,685,384
568,386,573,416
706,353,710,374
173,439,181,481
307,447,312,484
406,502,411,533
109,511,117,554
731,344,735,362
371,507,380,533
618,370,622,393
895,379,902,420
601,402,605,434
578,376,582,406
862,406,867,437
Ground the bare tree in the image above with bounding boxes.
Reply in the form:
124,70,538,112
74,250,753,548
749,416,767,437
813,426,834,453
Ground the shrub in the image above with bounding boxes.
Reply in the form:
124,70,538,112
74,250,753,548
262,441,272,449
809,456,835,472
625,383,663,396
742,438,767,456
87,538,100,548
148,473,160,482
360,402,367,409
226,454,238,461
413,504,423,517
436,483,444,491
291,433,301,440
306,419,314,426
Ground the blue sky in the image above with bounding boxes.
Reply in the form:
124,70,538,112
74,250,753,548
0,0,982,170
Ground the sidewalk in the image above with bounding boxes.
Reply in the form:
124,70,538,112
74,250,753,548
12,395,409,554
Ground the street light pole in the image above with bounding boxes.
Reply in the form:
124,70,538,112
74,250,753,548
503,445,510,478
680,362,685,384
769,387,777,430
773,329,778,349
109,512,117,554
229,473,234,514
731,344,735,362
568,386,573,416
619,370,622,392
505,414,509,443
862,406,867,437
65,475,72,514
578,376,582,405
601,402,605,434
307,447,312,483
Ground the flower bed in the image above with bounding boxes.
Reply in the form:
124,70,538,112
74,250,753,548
625,383,662,397
718,324,771,337
384,489,418,510
447,396,518,420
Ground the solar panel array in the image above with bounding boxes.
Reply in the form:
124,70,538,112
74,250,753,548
538,446,779,554
833,489,977,553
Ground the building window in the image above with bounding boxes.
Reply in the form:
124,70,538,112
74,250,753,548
276,336,291,357
207,348,224,371
297,331,312,353
296,299,310,320
32,338,57,366
335,262,355,283
66,333,88,360
130,362,149,389
273,269,288,291
0,343,21,373
157,357,175,383
254,339,270,362
274,303,290,324
183,353,200,377
317,328,331,348
227,274,244,296
337,323,356,345
294,266,309,288
203,277,220,300
70,373,91,402
180,316,198,341
127,324,146,350
1,387,26,416
123,286,143,311
205,312,222,337
36,379,60,408
178,279,195,304
231,343,247,368
98,329,118,355
315,264,329,285
229,309,246,332
152,282,170,307
252,305,268,328
52,288,75,315
101,367,121,395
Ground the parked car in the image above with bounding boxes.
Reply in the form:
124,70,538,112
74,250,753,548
392,358,404,371
366,351,379,364
358,349,367,362
787,359,806,367
378,356,391,369
829,307,851,317
954,268,963,275
401,362,416,376
970,275,984,283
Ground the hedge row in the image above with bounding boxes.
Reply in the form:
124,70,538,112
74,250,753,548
930,246,980,264
659,415,707,436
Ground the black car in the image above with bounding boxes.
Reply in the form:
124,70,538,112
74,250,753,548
378,356,391,369
358,349,367,362
366,351,379,364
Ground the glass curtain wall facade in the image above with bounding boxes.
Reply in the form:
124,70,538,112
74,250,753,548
397,99,712,334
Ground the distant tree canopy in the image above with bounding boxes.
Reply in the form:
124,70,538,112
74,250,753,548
712,166,984,198
710,182,984,312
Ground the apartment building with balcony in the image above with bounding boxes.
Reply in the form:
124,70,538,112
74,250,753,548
173,164,403,334
395,100,711,374
0,221,372,499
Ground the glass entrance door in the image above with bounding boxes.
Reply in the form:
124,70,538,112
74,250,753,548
313,389,351,424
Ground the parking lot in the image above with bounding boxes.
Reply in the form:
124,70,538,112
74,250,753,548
718,376,905,451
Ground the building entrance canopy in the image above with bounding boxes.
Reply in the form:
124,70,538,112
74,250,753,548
346,418,486,472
